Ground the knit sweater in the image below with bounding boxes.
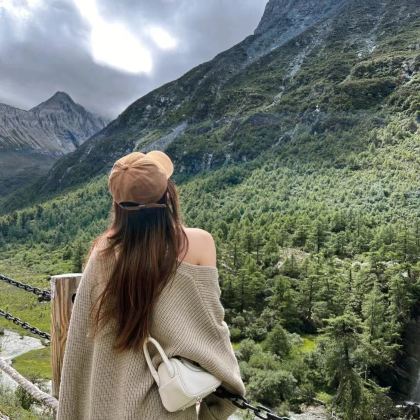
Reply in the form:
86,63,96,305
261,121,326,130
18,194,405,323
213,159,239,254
56,239,246,420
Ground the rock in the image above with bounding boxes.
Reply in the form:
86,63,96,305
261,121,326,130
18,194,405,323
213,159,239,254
0,92,108,155
289,404,329,419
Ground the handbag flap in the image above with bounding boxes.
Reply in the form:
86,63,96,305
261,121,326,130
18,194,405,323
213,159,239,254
171,358,221,396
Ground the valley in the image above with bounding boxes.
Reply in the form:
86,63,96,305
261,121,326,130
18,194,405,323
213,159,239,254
0,0,419,418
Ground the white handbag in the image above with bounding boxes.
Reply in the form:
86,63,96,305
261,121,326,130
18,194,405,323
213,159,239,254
143,336,222,412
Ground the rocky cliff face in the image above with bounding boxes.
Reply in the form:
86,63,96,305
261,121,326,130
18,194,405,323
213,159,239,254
0,92,108,196
0,92,108,155
250,0,348,61
255,0,347,35
10,0,420,200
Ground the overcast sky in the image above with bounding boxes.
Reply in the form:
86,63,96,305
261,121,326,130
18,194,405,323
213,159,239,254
0,0,268,118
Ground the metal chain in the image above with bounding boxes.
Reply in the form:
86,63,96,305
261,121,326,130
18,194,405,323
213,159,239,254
0,309,51,341
214,387,289,420
0,273,51,301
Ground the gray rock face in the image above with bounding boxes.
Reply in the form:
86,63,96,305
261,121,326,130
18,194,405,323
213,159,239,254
0,92,108,155
250,0,348,61
25,0,418,198
255,0,348,35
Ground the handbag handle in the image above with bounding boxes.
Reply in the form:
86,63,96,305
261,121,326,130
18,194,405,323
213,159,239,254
143,336,176,386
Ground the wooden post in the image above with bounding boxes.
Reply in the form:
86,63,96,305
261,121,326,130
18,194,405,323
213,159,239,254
50,273,82,399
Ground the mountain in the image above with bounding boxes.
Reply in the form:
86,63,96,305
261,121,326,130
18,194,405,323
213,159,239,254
0,92,108,155
4,0,420,205
29,0,419,198
0,1,419,415
0,92,108,196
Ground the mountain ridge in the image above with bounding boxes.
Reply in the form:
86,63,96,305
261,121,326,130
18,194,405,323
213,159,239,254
3,0,420,210
34,0,355,192
0,91,108,155
0,91,109,197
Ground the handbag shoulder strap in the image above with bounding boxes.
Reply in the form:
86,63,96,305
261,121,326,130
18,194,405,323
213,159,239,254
143,336,175,386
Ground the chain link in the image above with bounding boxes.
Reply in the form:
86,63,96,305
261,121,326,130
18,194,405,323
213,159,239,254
214,387,289,420
0,309,51,341
0,273,51,301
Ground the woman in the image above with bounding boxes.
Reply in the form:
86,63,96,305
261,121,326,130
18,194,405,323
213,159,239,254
57,150,246,419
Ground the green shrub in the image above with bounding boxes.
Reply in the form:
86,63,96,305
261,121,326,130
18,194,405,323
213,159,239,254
263,325,292,358
247,369,297,406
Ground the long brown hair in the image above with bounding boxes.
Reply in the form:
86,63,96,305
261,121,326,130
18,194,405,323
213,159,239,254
89,179,188,352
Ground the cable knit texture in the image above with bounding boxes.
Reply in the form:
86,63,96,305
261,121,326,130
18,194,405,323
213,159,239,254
56,238,246,420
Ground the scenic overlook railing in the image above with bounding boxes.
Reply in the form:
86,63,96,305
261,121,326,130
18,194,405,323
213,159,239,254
1,272,419,419
0,273,83,405
1,272,290,419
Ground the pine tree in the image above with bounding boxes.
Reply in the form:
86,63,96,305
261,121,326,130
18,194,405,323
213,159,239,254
72,242,84,272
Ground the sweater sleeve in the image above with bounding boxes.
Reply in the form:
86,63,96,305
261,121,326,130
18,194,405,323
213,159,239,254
191,267,246,420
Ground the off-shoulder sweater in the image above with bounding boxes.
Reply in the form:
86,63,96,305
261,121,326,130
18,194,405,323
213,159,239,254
56,240,246,420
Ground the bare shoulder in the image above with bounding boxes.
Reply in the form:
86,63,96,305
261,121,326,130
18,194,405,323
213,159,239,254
182,227,216,267
184,227,214,240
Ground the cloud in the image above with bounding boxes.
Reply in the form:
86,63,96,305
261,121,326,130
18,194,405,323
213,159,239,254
147,26,178,50
0,0,267,118
73,0,154,74
0,0,42,21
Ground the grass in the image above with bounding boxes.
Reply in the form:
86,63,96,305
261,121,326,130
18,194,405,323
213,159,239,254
0,244,72,336
289,334,318,359
232,334,317,358
0,249,59,387
232,342,241,351
316,391,334,405
0,384,53,420
12,347,52,380
300,335,317,353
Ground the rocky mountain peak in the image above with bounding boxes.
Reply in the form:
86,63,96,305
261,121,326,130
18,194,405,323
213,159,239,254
31,91,78,113
52,91,72,99
254,0,348,35
48,91,74,104
0,92,108,155
25,0,419,198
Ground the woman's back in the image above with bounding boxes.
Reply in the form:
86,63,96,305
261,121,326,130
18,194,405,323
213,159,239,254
57,233,245,419
57,151,245,419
